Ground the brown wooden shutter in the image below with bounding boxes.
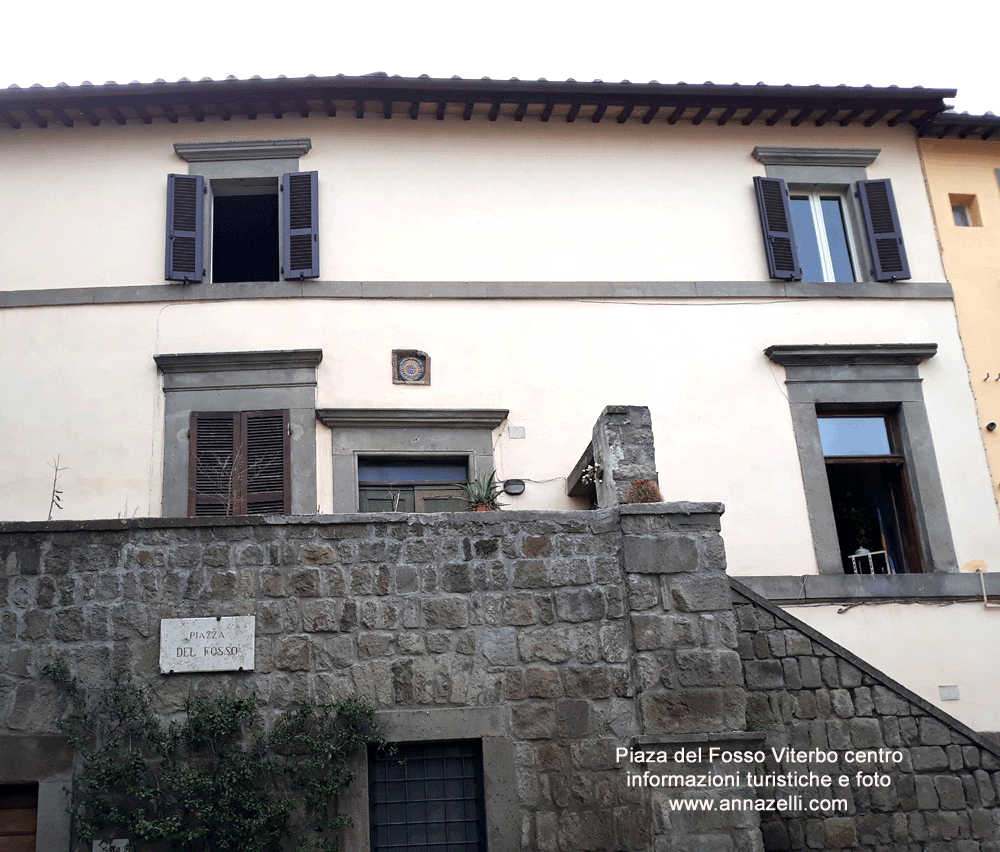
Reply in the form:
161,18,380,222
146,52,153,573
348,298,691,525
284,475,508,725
189,412,238,516
281,171,319,280
244,410,291,515
754,176,802,281
856,179,910,282
188,410,290,517
166,174,204,282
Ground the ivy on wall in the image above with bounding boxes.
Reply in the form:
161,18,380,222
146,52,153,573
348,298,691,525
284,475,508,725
44,660,386,852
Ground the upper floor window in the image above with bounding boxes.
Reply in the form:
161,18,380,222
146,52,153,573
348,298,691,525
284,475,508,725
789,192,856,283
166,140,318,284
752,147,910,284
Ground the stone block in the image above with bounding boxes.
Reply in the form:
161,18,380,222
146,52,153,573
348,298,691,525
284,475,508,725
275,636,310,671
623,536,699,575
675,649,744,687
422,598,469,629
302,600,344,633
518,627,573,663
919,717,954,746
513,559,549,589
640,688,744,734
669,575,731,612
512,701,556,739
743,659,784,690
627,574,660,610
935,774,967,810
911,747,949,772
558,809,615,851
555,589,606,623
482,628,518,666
565,666,611,699
849,717,884,749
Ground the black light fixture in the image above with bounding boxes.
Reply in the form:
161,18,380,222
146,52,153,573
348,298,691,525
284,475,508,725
503,479,525,496
988,423,997,432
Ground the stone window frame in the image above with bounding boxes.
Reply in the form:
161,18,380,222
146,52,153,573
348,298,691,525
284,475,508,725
765,343,957,576
339,708,517,852
173,139,311,284
155,350,322,517
315,408,508,513
752,146,880,285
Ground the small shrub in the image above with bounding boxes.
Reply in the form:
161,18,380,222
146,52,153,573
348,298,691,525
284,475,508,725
625,478,662,504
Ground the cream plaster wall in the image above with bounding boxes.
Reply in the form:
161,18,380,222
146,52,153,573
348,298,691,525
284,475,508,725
2,297,996,580
0,116,946,288
789,601,1000,732
919,139,1000,506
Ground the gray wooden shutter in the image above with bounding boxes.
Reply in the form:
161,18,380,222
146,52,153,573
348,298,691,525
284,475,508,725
282,171,319,280
754,176,801,281
856,179,910,282
243,410,291,515
166,174,204,282
189,411,238,516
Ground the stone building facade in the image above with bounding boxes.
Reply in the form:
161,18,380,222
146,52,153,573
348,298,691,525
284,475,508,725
2,504,999,851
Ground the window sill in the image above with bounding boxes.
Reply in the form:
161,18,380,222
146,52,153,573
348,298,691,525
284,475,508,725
736,572,994,604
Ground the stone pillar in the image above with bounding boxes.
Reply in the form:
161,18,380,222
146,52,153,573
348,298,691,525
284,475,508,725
592,405,658,508
621,502,764,852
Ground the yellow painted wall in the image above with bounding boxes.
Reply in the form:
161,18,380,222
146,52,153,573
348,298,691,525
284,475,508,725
920,139,1000,508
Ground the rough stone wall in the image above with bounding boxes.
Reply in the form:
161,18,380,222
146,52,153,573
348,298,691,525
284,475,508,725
734,583,1000,852
0,505,751,852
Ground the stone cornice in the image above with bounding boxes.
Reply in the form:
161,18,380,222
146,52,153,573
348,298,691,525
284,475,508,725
752,146,880,167
154,349,323,373
173,139,311,162
316,408,509,430
764,343,938,367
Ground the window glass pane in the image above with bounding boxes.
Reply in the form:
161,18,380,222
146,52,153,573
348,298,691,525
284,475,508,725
953,204,972,227
789,196,824,282
820,197,855,283
358,458,468,484
818,417,891,456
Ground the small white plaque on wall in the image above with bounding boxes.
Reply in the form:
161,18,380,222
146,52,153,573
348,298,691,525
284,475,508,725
159,616,255,674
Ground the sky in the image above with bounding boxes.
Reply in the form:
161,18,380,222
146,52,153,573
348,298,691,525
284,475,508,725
3,0,999,116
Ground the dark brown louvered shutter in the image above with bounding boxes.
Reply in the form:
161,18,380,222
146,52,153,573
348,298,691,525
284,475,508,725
166,174,204,282
243,410,291,515
282,171,319,280
856,179,910,282
754,176,802,281
189,411,238,516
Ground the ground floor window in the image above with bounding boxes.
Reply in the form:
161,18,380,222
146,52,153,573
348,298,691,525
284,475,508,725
369,741,486,852
819,413,921,573
358,457,469,513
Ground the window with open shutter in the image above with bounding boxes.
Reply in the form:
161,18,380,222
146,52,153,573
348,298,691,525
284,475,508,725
754,176,802,281
282,171,319,280
856,179,910,282
189,410,290,516
166,174,204,282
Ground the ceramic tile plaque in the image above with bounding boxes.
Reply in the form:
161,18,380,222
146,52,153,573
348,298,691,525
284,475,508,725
159,616,255,674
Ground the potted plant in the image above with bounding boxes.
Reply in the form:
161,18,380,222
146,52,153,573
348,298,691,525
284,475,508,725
459,471,506,511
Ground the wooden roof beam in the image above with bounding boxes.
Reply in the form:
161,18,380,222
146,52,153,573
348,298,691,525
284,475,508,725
642,104,660,124
25,108,47,128
436,101,446,120
667,104,686,124
717,104,738,125
566,103,580,123
814,108,839,126
591,103,607,123
741,106,763,126
616,104,634,124
1,112,22,129
863,108,889,127
540,102,553,122
765,107,789,127
790,107,813,126
691,104,711,125
463,101,474,121
887,109,912,127
488,101,501,121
